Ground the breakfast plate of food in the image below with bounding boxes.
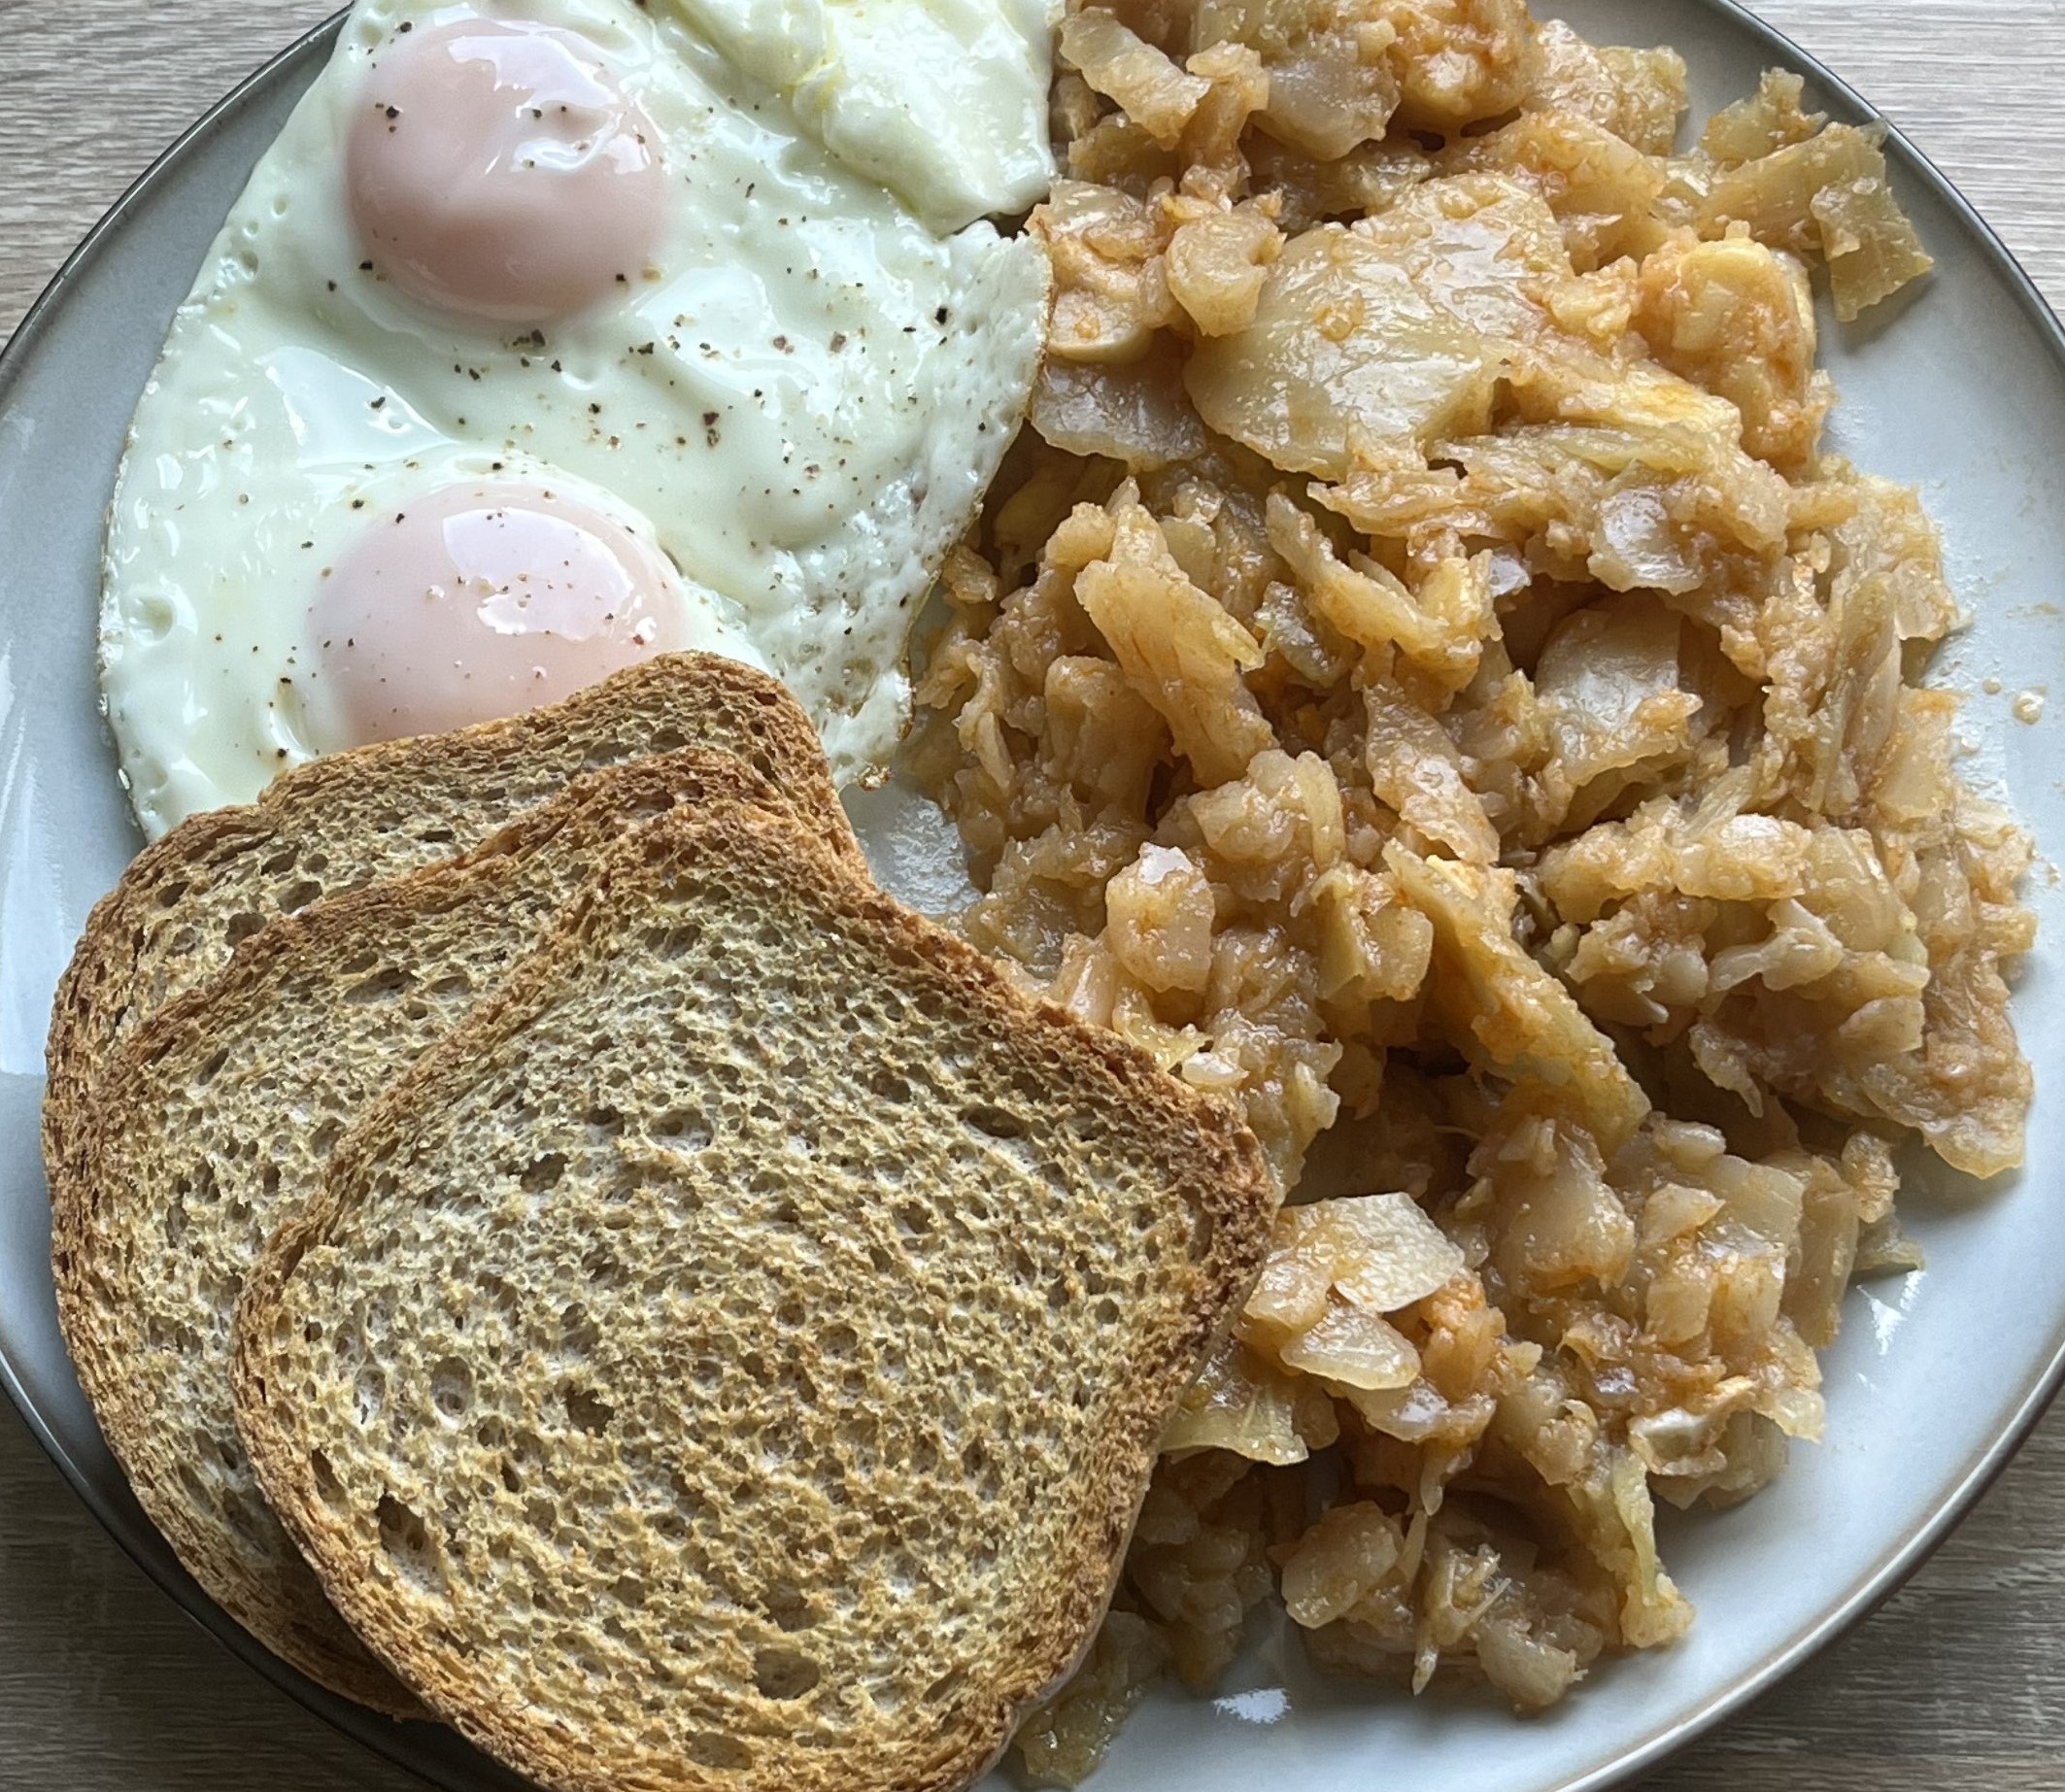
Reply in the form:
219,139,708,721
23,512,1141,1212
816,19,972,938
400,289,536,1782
1,1,2061,1789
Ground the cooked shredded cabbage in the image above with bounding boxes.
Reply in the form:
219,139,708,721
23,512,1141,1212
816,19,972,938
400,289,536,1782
912,2,2023,1779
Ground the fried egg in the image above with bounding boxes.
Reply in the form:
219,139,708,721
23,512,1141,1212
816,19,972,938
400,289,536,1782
101,0,1052,836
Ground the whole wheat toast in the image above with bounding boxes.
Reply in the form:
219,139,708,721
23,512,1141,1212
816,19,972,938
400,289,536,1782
45,654,851,1183
52,751,796,1716
233,801,1274,1792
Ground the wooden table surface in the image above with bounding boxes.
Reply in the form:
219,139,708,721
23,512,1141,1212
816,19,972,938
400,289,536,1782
3,1,2062,1787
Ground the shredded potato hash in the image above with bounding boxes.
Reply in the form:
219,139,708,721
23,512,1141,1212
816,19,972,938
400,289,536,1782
910,1,2037,1778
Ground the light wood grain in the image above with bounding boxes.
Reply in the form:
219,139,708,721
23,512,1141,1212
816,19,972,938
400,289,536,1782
3,3,2063,1788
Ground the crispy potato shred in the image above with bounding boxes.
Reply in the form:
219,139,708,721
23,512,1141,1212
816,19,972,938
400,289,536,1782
914,2,2027,1778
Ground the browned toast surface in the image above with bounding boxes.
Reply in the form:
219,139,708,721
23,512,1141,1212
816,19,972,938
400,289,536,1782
52,750,796,1711
235,800,1274,1790
45,655,852,1183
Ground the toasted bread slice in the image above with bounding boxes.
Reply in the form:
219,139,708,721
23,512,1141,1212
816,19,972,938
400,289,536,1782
45,654,852,1181
53,751,796,1716
234,802,1274,1791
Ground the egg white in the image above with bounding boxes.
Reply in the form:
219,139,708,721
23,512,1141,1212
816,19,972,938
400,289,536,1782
102,0,1051,836
667,0,1057,234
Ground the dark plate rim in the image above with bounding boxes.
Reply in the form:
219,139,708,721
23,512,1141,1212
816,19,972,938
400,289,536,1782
2,5,2062,1791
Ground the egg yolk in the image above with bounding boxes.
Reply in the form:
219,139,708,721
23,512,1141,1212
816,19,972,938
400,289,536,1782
346,18,667,324
313,481,689,744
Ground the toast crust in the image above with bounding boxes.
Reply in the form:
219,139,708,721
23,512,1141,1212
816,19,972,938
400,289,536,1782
235,801,1275,1792
51,751,796,1715
44,654,854,1186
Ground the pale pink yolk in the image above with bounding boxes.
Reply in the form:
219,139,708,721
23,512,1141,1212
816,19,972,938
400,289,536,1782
346,18,667,324
314,481,687,744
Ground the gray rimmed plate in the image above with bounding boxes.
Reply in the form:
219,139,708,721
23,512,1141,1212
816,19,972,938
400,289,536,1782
2,5,2061,1790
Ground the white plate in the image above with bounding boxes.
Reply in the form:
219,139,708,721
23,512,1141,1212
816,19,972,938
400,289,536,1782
1,4,2060,1789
